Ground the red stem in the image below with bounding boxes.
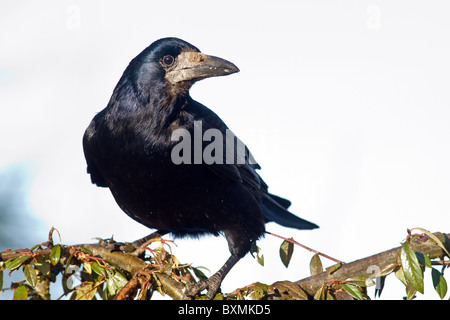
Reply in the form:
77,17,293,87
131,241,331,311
265,231,344,264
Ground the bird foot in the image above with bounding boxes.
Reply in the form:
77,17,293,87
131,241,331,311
185,273,223,300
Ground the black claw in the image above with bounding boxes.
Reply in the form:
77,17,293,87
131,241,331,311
185,254,240,299
185,274,222,300
185,280,208,297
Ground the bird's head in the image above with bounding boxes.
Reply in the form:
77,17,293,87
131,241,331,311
128,37,239,97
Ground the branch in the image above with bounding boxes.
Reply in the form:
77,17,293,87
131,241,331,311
2,230,449,300
0,242,188,300
292,232,450,298
81,244,187,300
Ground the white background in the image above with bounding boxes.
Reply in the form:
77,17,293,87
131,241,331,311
1,1,449,300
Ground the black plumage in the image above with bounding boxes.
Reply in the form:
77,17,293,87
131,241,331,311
83,37,318,299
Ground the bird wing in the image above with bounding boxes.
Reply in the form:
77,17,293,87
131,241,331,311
207,160,265,191
188,100,267,191
82,116,109,188
187,100,317,230
207,153,318,230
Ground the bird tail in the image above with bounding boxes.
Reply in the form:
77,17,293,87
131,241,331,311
261,194,319,230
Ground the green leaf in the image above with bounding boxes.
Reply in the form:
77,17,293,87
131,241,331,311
50,245,61,266
422,254,431,268
279,240,294,268
29,243,42,252
213,293,224,300
341,283,367,300
107,271,128,296
326,263,342,275
376,263,398,278
400,242,424,294
345,276,369,287
70,282,97,300
13,284,28,300
256,253,264,267
0,270,3,292
192,266,208,281
83,262,92,274
269,281,309,300
34,256,50,277
91,262,106,277
313,283,327,300
309,253,323,276
5,255,29,270
395,266,407,286
413,228,450,257
255,246,264,267
431,268,447,299
250,282,268,300
24,264,38,287
250,242,264,266
415,251,431,269
405,283,417,300
79,246,93,255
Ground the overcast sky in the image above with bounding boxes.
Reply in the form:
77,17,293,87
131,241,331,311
1,1,450,300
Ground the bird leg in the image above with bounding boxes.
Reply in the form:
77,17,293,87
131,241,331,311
185,254,240,300
97,230,168,256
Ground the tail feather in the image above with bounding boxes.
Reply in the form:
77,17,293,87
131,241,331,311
269,194,292,209
261,194,318,230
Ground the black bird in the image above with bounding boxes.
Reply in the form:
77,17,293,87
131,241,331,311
83,37,318,299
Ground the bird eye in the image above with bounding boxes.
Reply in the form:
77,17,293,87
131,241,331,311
162,55,175,67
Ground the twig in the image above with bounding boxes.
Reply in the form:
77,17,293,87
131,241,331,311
115,276,140,300
266,231,344,264
48,227,61,246
432,260,450,266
